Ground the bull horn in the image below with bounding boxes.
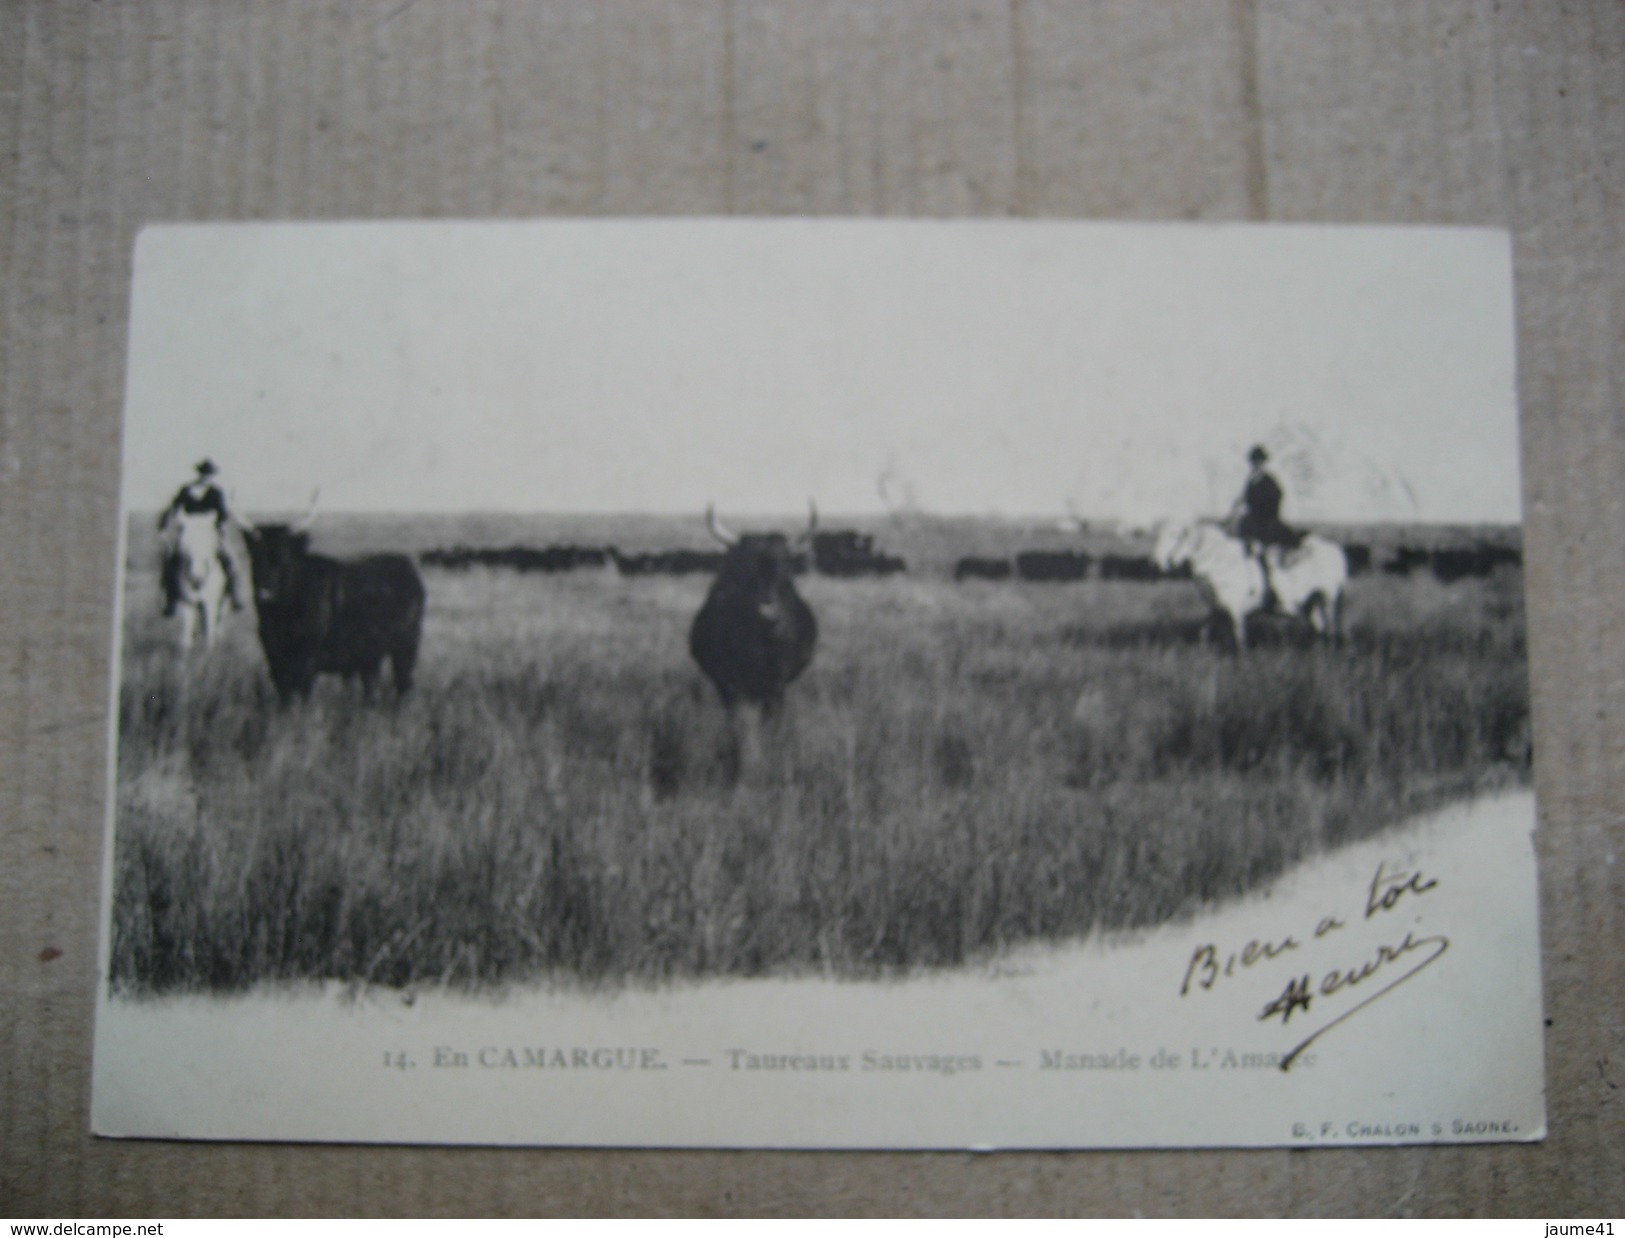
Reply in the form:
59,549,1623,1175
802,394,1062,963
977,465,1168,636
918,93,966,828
227,487,256,535
877,469,898,514
704,504,738,547
797,500,819,547
291,487,321,533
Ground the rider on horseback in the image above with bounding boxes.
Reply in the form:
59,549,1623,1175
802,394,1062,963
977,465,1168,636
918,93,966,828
159,458,246,615
1227,445,1300,610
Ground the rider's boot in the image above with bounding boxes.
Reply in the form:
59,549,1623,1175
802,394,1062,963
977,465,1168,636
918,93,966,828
161,556,179,616
1256,546,1279,612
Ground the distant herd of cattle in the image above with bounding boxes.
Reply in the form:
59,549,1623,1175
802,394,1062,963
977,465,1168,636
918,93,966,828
165,510,1521,712
418,533,1520,587
420,530,907,579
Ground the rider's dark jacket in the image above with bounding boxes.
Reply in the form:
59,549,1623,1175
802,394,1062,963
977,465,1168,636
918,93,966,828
1236,469,1296,547
161,481,230,526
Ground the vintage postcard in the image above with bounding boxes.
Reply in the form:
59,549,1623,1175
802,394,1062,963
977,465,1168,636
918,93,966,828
93,220,1542,1148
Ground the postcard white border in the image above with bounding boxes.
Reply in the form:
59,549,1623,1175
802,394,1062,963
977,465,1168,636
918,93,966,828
93,221,1543,1149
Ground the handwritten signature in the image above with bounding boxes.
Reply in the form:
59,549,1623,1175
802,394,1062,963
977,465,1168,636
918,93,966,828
1179,861,1446,1071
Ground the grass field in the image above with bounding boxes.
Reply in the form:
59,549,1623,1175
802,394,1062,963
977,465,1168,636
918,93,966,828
108,514,1530,994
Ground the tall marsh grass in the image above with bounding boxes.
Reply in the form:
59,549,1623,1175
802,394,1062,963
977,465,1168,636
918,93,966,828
109,540,1529,993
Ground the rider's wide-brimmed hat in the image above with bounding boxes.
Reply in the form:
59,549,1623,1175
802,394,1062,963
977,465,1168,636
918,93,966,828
1248,444,1270,464
194,458,218,476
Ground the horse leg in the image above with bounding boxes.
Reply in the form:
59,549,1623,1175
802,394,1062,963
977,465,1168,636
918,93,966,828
200,593,219,650
1303,590,1326,637
1303,590,1341,644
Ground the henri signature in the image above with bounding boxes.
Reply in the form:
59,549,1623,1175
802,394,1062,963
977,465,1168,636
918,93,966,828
1180,862,1445,1072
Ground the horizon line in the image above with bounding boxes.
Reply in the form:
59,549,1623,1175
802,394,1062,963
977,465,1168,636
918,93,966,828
126,507,1525,529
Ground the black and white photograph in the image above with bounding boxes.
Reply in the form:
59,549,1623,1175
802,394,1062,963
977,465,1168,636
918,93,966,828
92,220,1543,1149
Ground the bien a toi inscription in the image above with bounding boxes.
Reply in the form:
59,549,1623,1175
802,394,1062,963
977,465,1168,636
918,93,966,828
1179,860,1446,1071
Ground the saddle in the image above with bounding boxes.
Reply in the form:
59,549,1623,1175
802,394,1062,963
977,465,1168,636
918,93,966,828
1271,535,1310,570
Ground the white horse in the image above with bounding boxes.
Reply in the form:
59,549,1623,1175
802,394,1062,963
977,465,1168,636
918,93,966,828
1153,520,1347,650
161,509,229,653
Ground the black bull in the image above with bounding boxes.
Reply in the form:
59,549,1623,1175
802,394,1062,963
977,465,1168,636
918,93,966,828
241,525,425,702
688,512,817,713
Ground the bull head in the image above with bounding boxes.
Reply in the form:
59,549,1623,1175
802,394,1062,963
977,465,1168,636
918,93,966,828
1152,521,1197,572
239,523,312,604
690,504,819,714
704,502,817,549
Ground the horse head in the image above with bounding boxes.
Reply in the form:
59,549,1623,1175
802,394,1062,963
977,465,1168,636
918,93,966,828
1152,520,1196,571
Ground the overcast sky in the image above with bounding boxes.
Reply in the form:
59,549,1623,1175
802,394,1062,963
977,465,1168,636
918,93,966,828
122,219,1522,524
